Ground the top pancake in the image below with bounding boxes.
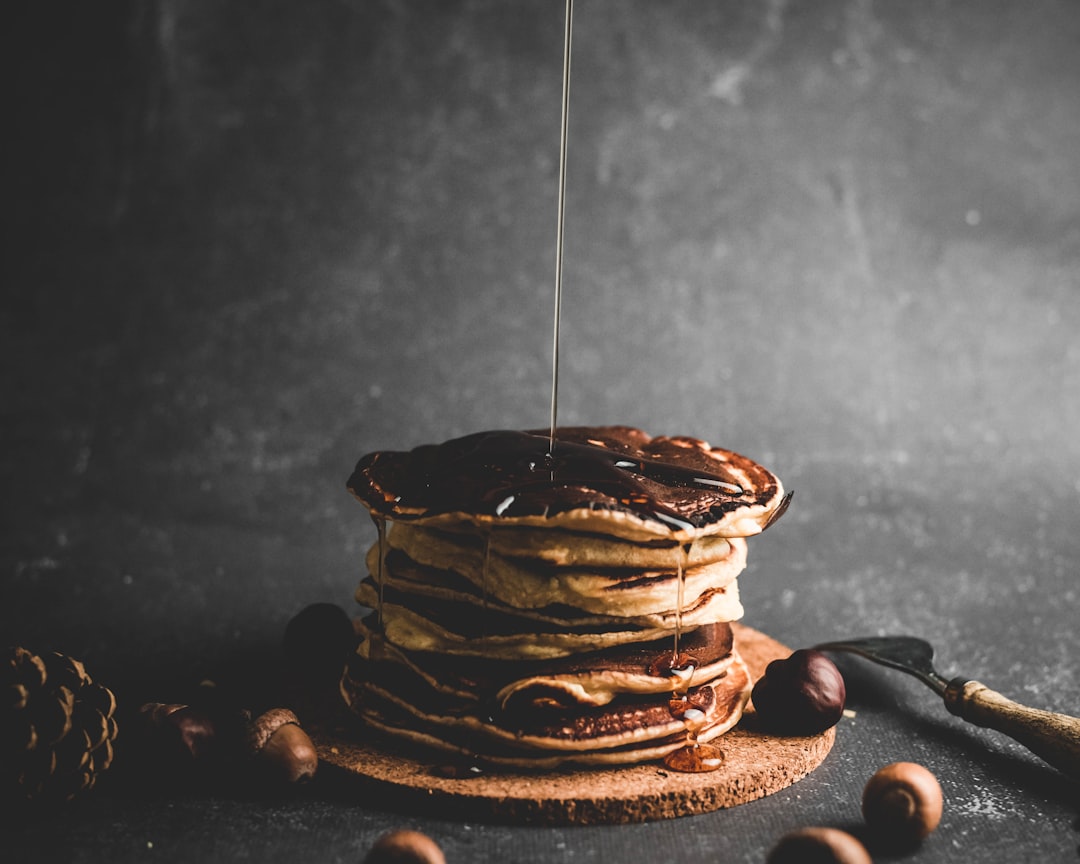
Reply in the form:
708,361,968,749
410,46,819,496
347,426,788,541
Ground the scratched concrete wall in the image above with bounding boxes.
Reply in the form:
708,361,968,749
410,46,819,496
4,0,1079,691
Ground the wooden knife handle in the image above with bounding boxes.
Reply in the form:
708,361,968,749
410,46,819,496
944,677,1080,779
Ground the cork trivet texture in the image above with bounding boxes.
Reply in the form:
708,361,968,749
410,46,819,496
311,623,835,825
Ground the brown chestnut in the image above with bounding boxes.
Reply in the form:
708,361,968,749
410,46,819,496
766,827,871,864
752,649,846,735
862,761,943,847
283,602,355,688
137,702,219,767
363,829,446,864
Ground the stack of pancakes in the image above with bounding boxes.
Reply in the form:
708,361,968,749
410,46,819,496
341,426,788,769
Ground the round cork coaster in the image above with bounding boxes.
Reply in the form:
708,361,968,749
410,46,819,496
311,623,834,825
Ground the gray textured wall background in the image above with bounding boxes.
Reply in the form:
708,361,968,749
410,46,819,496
5,0,1079,700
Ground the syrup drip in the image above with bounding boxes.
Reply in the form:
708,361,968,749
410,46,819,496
661,541,725,773
663,676,725,773
371,514,388,631
480,531,492,634
649,651,700,680
672,542,690,658
664,739,725,773
366,516,389,667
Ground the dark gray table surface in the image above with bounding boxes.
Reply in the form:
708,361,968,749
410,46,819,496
5,1,1079,861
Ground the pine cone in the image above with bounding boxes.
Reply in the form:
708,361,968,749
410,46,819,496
2,646,119,805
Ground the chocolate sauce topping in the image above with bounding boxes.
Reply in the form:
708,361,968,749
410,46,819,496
348,426,786,534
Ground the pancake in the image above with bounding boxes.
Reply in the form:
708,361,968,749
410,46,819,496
372,525,747,617
347,426,788,542
354,557,743,639
341,633,752,768
352,617,737,709
486,525,735,568
341,426,788,770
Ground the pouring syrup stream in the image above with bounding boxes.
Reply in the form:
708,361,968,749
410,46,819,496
545,2,720,773
549,0,572,457
361,0,742,778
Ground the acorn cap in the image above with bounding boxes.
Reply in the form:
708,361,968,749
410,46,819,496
244,708,301,754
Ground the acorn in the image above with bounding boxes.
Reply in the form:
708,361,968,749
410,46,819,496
244,708,317,784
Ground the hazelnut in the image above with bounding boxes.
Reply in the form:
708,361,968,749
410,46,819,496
752,649,846,735
363,829,446,864
862,761,943,847
138,702,218,766
766,827,871,864
245,708,318,784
